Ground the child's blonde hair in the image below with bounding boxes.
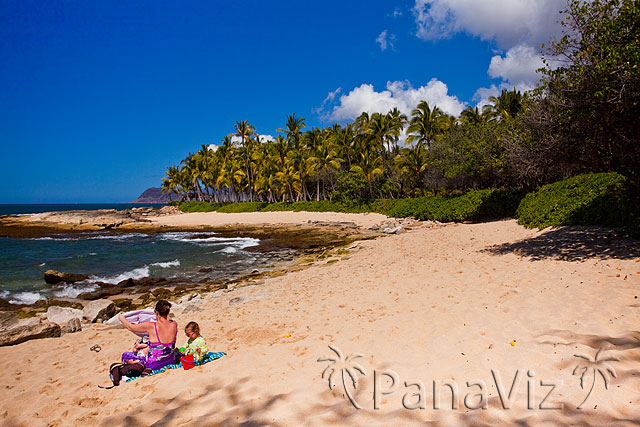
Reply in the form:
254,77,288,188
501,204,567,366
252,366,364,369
185,321,200,336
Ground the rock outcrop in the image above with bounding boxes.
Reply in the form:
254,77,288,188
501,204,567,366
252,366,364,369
46,306,83,325
61,318,82,334
0,316,61,346
43,270,89,285
82,299,116,323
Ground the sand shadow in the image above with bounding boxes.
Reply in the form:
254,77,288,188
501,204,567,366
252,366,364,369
482,226,640,261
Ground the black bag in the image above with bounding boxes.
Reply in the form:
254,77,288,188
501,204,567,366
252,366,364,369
99,362,150,389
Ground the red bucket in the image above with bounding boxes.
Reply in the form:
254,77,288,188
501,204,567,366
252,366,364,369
180,354,196,370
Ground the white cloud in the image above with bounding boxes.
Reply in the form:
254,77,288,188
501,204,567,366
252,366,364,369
412,0,568,92
376,30,396,51
412,0,567,48
320,78,466,122
376,30,390,51
488,44,545,89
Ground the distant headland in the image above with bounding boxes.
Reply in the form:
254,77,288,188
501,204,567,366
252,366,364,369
130,187,177,203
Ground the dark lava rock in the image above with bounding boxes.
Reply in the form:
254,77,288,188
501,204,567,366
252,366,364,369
77,287,122,300
136,277,169,287
117,278,136,288
151,288,172,298
173,284,197,293
113,298,133,309
0,298,23,311
199,267,213,273
33,299,83,310
44,270,89,285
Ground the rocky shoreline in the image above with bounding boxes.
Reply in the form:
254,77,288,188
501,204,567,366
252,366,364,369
0,206,397,347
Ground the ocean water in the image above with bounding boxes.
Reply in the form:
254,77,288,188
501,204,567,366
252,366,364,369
0,203,166,216
0,205,283,305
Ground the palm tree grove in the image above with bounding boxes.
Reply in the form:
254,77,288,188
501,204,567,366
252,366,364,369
162,0,639,231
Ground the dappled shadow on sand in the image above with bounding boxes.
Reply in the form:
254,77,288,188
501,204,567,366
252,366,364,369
482,226,640,261
95,363,640,426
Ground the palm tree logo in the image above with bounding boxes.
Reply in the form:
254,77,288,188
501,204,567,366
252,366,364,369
572,348,619,409
318,345,367,409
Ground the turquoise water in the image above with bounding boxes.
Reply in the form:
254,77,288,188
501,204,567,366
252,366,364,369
0,205,281,305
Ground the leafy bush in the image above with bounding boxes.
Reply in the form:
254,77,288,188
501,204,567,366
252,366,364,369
216,202,268,213
515,172,629,228
382,188,523,222
178,201,222,212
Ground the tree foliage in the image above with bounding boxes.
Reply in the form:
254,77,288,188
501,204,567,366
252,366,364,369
515,0,640,184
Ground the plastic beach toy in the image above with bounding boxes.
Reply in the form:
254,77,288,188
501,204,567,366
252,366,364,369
180,354,196,370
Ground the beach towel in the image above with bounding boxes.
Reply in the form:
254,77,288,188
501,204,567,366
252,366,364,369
124,351,226,383
121,309,157,337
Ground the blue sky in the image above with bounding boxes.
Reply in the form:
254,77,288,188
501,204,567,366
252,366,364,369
0,0,567,203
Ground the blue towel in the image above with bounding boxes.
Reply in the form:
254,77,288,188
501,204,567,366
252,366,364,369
125,351,226,382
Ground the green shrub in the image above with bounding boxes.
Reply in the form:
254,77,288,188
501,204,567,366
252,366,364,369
175,188,524,222
382,188,523,222
515,172,629,228
178,201,222,212
216,202,268,213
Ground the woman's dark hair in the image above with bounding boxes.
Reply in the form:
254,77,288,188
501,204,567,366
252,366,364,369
155,300,171,318
185,321,200,335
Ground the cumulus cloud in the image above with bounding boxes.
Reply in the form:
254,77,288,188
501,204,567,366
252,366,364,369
488,44,545,88
412,0,567,48
412,0,568,92
319,78,466,122
376,30,395,51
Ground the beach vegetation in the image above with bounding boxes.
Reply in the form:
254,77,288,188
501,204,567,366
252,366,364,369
164,0,638,229
515,172,630,228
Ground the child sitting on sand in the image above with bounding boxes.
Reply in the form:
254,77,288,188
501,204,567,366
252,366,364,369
180,321,208,362
131,336,150,358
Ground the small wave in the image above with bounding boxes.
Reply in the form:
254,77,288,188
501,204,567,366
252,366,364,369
39,262,46,266
8,291,43,305
216,246,238,254
90,266,150,284
27,233,147,242
53,283,98,299
90,233,148,240
159,232,259,248
151,259,180,268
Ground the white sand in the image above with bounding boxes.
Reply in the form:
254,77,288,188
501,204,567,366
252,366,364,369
150,210,389,228
1,215,638,426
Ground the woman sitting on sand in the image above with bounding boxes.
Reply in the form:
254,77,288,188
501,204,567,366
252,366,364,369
119,300,178,370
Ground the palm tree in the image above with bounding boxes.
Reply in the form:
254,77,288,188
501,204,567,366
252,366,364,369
483,88,524,121
460,105,490,125
161,165,182,201
231,120,257,201
351,151,384,199
308,131,342,200
406,101,444,148
277,113,306,150
396,143,429,196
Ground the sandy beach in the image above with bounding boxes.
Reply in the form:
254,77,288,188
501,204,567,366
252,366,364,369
1,212,639,426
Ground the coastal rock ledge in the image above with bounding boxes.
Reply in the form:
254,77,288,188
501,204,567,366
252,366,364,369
0,314,61,347
44,270,89,285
